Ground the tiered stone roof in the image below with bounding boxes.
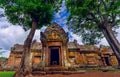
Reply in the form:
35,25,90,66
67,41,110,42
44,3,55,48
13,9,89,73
11,44,24,53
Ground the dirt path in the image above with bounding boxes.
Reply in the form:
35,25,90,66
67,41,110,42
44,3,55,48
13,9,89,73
28,71,120,77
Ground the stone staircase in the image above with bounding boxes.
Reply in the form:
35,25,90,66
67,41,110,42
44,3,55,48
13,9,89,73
44,67,67,71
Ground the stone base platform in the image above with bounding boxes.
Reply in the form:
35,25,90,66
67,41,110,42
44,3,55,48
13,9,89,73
32,70,86,75
32,67,86,75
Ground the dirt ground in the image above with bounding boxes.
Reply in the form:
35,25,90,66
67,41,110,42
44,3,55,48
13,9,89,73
29,71,120,77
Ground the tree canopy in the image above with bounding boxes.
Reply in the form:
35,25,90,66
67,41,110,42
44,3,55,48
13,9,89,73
66,0,120,45
0,0,62,29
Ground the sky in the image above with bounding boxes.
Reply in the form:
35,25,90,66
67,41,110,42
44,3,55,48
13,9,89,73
0,2,120,57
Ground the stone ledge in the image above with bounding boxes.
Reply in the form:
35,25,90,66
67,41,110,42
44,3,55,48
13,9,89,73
32,70,86,75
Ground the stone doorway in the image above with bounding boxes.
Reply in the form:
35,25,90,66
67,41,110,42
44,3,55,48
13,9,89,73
104,57,111,66
49,47,60,66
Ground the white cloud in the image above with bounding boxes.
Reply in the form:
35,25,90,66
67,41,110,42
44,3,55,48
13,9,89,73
69,32,83,44
0,8,47,57
0,24,26,50
0,50,10,58
99,38,109,46
116,28,120,42
0,24,41,57
33,29,40,42
0,25,43,50
40,26,47,32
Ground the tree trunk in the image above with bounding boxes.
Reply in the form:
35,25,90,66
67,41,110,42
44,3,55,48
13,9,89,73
14,21,37,77
99,23,120,67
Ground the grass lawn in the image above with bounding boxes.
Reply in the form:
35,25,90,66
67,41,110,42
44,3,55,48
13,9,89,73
0,71,15,77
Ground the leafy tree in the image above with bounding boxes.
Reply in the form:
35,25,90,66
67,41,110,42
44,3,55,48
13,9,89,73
66,0,120,66
0,0,62,77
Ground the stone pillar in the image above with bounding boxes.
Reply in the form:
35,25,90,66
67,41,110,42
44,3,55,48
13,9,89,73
63,46,72,67
41,46,46,67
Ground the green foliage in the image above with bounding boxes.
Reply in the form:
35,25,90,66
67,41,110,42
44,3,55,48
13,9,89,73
81,29,102,45
0,57,7,60
66,0,120,45
0,0,62,29
0,71,15,77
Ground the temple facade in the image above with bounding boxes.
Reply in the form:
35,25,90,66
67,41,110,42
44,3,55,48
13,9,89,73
7,22,118,70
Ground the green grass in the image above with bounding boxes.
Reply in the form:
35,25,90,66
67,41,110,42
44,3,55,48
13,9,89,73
0,71,15,77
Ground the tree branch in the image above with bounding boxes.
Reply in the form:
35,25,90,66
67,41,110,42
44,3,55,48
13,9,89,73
110,13,116,28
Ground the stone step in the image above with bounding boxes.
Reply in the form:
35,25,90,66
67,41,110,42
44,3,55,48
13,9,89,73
32,70,86,75
44,67,67,71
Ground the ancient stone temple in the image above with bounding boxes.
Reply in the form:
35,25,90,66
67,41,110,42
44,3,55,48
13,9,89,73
7,22,118,70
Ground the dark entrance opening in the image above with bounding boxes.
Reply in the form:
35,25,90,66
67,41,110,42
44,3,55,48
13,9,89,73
50,48,59,65
104,57,111,66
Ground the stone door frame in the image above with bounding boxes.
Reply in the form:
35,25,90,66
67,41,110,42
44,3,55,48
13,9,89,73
48,46,61,66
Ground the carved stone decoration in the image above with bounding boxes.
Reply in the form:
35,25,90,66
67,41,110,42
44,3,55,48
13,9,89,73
48,30,59,40
41,22,68,44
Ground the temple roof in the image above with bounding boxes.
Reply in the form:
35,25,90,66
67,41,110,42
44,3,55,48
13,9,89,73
67,40,99,52
11,41,42,53
67,41,79,49
44,22,66,35
11,44,24,52
40,22,68,45
79,45,99,53
100,46,114,55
